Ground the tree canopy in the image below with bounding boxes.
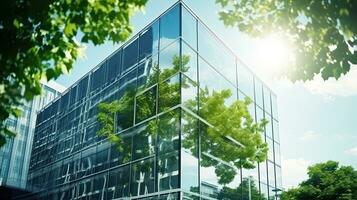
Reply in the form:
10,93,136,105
217,0,357,81
0,0,147,146
281,161,357,200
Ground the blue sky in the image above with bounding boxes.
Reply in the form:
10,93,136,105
56,0,357,188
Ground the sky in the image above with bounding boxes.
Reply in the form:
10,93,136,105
56,0,357,189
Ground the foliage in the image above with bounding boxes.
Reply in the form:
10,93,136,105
217,177,267,200
97,53,268,186
0,0,148,147
216,0,357,81
281,161,357,200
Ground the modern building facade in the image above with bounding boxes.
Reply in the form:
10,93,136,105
27,2,281,200
0,82,63,189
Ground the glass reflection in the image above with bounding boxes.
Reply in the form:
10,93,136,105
182,7,197,50
123,38,139,73
159,74,180,112
136,86,157,123
181,111,199,192
132,122,156,161
107,165,130,198
130,158,155,196
159,40,180,81
139,21,159,61
157,152,179,191
160,4,180,48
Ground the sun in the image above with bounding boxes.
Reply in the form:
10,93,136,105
257,34,294,76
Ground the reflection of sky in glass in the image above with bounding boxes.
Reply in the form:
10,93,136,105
160,4,180,48
198,23,236,86
181,150,199,191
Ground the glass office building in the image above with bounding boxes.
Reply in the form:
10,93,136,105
0,83,62,189
27,2,282,200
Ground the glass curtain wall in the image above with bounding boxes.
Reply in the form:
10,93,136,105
28,2,281,200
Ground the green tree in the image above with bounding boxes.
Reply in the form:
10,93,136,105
281,161,357,200
0,0,148,147
216,0,357,81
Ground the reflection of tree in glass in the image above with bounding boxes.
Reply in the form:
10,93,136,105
97,53,268,186
217,177,267,200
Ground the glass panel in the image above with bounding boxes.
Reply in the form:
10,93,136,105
157,110,180,155
263,87,272,115
260,183,269,200
159,40,180,81
182,41,198,82
117,70,137,131
271,94,278,120
267,161,275,187
199,58,236,122
135,86,157,123
159,73,180,112
123,38,139,73
275,166,282,189
107,50,122,82
237,62,254,100
181,74,198,113
157,152,179,191
90,63,106,92
198,23,236,85
130,158,155,196
259,161,268,185
273,120,279,143
132,121,156,161
108,165,130,199
137,55,159,92
110,133,131,167
274,142,281,166
241,176,262,200
265,116,273,139
181,111,199,193
182,7,197,50
255,79,263,108
160,4,180,49
267,138,274,162
200,122,241,199
139,21,159,61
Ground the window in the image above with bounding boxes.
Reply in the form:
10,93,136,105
157,110,179,155
198,23,236,85
181,111,199,192
110,135,131,167
263,86,272,115
274,142,281,166
255,79,263,108
160,4,180,49
69,85,77,106
181,74,198,112
265,115,273,139
182,41,198,82
137,55,159,92
139,21,159,61
267,161,276,187
107,50,122,83
159,73,180,112
182,7,197,50
78,76,88,99
158,152,179,191
122,38,139,72
130,158,155,196
273,119,279,142
159,40,180,81
90,63,106,92
135,86,157,123
267,138,274,162
260,161,268,185
237,62,254,100
271,93,278,120
108,165,130,198
132,122,156,161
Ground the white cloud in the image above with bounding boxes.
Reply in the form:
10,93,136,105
303,67,357,97
299,130,321,141
345,146,357,156
282,158,310,189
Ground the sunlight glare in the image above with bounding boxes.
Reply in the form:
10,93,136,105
257,34,294,76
